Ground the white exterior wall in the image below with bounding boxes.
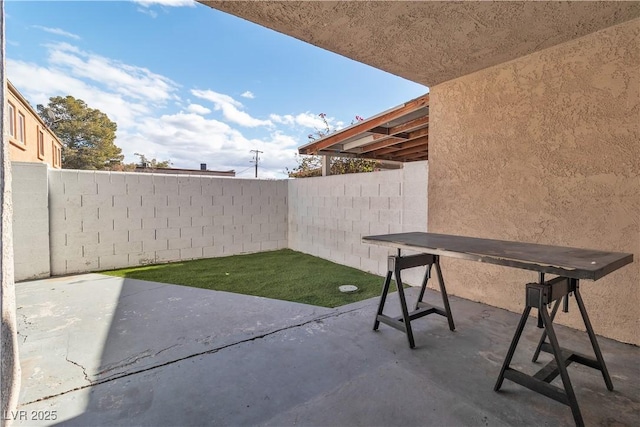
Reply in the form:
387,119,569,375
47,170,288,275
288,161,428,285
12,162,50,281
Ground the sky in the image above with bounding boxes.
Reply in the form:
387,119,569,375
5,0,428,179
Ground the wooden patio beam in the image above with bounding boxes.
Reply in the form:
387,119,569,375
406,126,429,140
343,133,406,151
315,150,358,158
369,126,390,135
372,135,428,156
387,115,429,135
387,144,428,158
368,115,428,136
387,153,428,162
360,128,428,154
357,138,407,154
401,151,429,160
298,94,429,154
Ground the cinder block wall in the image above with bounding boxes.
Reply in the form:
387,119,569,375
11,162,50,280
13,163,427,283
288,161,428,285
47,170,288,276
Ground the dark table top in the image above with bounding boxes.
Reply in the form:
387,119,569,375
363,232,633,281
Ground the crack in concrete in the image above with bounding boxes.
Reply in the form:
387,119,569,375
64,335,91,385
21,305,366,406
97,344,182,379
20,313,34,327
65,356,91,384
154,343,181,357
17,313,31,343
96,350,154,377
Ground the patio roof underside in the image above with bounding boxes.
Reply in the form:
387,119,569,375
298,94,429,163
201,2,640,88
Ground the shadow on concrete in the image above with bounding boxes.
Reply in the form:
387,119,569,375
14,273,640,426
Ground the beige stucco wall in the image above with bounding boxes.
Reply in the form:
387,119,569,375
429,19,639,345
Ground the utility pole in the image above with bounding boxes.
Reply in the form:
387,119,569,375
250,149,263,178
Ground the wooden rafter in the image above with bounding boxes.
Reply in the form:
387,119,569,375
369,126,390,135
372,135,428,156
361,134,427,155
385,143,428,158
386,115,429,135
296,92,430,163
299,93,429,155
402,150,429,160
346,135,403,153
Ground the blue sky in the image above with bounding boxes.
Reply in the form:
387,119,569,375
6,0,427,178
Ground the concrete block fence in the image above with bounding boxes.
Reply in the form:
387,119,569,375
288,161,428,284
12,161,428,284
11,163,51,280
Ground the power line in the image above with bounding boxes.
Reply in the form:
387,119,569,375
236,166,254,176
249,149,263,178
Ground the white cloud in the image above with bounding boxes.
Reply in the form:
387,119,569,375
294,112,329,129
8,58,151,130
8,42,179,131
241,91,255,99
132,0,195,7
7,42,299,178
118,113,298,177
191,89,273,128
191,89,242,108
133,0,194,17
269,113,294,126
47,42,179,104
186,104,211,115
137,8,159,18
270,112,331,130
32,25,81,40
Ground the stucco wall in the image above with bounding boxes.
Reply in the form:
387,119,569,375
429,19,639,344
288,161,428,285
47,170,288,276
2,33,22,419
11,163,50,281
7,84,62,169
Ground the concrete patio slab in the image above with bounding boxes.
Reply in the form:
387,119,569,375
12,274,640,426
16,274,332,404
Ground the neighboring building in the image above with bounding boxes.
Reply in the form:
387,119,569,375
134,163,236,177
6,80,63,169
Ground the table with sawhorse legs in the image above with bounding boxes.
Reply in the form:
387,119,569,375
363,232,633,427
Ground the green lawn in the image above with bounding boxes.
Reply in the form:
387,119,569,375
102,249,396,308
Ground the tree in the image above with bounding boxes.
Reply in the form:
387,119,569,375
134,153,172,169
287,113,378,178
288,154,377,178
37,96,123,170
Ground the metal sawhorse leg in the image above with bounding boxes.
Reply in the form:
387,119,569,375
373,252,455,348
494,274,614,427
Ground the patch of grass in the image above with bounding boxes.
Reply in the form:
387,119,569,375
102,249,397,308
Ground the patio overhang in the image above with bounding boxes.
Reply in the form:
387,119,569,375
198,2,640,88
298,93,429,162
